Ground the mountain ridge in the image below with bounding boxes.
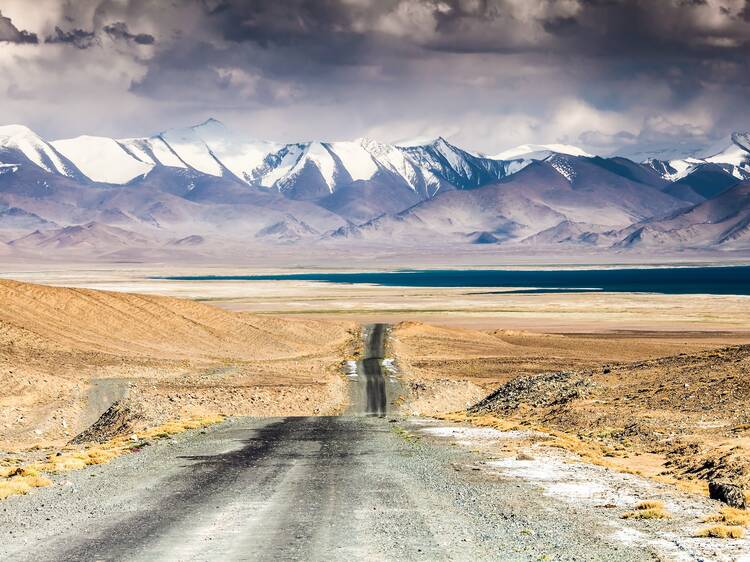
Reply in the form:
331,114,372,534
2,120,750,258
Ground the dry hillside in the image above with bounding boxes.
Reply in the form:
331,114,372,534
389,321,749,415
391,321,750,488
0,279,357,449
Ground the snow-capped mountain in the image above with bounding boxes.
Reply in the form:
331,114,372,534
52,135,153,184
645,132,750,199
0,125,79,178
20,120,516,202
2,119,750,258
493,143,592,161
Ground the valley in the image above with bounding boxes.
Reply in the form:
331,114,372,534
5,1,750,559
1,279,749,560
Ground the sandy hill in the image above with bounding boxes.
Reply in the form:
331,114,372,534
0,279,356,449
0,279,352,360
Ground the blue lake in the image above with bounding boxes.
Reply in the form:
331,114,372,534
157,265,750,295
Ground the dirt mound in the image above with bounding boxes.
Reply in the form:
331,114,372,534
467,344,750,487
70,401,141,444
470,371,593,413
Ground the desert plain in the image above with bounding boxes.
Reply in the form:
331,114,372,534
2,262,750,559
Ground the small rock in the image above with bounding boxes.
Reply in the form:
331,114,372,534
129,433,139,442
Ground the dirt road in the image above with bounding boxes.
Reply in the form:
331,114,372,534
0,325,658,561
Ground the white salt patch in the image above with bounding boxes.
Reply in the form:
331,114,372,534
344,360,358,378
423,420,750,561
421,427,530,440
611,527,646,546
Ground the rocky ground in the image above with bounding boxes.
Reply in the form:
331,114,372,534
1,415,745,561
465,344,750,489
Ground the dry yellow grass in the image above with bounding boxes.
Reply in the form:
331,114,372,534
33,415,225,474
621,500,670,520
635,500,665,510
437,412,520,432
0,414,225,501
0,474,53,500
695,525,745,539
444,412,613,465
703,507,750,527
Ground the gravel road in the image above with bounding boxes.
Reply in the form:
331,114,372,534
0,324,657,561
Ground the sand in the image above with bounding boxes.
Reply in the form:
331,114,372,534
391,320,750,490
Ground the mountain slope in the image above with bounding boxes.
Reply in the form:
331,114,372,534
51,136,153,184
329,158,687,245
398,137,518,191
9,221,151,251
0,125,79,178
613,183,750,250
493,143,592,161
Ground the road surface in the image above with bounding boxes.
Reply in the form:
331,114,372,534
0,324,651,561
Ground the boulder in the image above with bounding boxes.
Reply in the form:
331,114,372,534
709,481,747,509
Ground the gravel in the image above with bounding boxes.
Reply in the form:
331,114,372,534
0,415,654,561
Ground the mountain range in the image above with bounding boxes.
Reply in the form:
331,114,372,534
1,119,749,260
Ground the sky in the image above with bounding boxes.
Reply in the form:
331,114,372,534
1,0,750,157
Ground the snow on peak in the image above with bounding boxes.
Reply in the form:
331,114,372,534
195,117,224,127
292,142,338,191
328,141,379,181
0,124,37,138
157,120,283,182
51,135,153,184
189,117,228,138
394,136,443,148
703,133,750,170
494,143,592,161
0,125,74,176
159,127,224,177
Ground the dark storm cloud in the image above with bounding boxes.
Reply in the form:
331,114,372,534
45,26,98,49
0,10,38,43
103,21,155,45
4,0,750,154
125,0,750,150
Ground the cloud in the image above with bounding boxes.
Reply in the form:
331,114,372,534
45,26,97,49
0,10,38,43
103,21,155,45
1,0,750,156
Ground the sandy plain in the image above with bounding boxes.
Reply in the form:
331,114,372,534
2,263,750,333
